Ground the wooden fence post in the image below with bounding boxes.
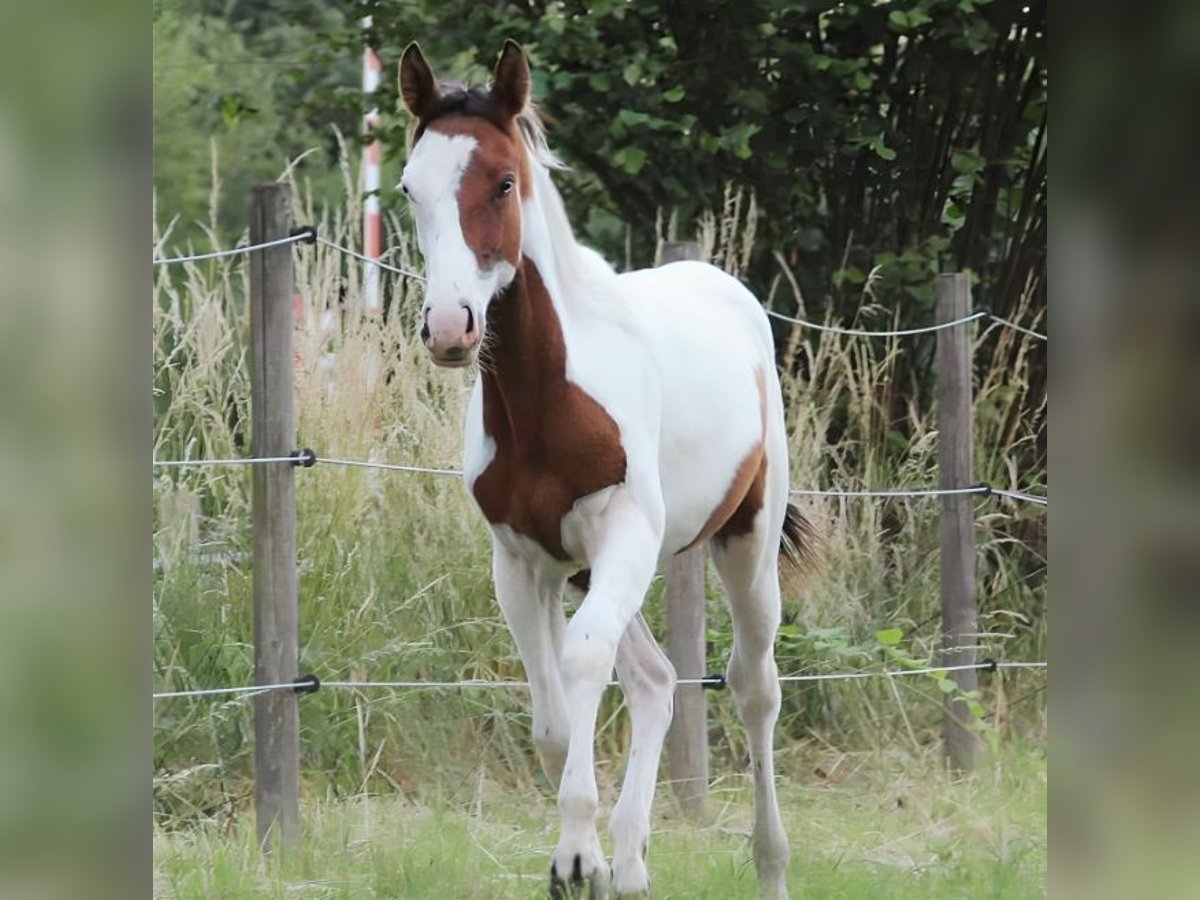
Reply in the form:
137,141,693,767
936,273,985,772
660,240,709,817
249,183,301,846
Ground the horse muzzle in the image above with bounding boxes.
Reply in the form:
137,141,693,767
422,300,481,367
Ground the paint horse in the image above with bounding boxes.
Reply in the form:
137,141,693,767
399,40,813,899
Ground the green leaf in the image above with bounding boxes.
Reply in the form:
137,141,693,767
862,133,896,161
905,283,936,303
614,146,647,175
941,199,966,230
587,73,611,91
737,89,768,113
888,10,910,29
874,628,904,646
719,122,761,158
616,109,651,128
951,150,984,176
623,62,641,86
833,266,866,287
662,86,685,103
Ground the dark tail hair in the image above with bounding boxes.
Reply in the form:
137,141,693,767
780,502,820,575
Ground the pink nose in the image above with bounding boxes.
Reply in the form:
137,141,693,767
422,301,480,363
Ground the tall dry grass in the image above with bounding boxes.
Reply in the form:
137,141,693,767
152,166,1046,829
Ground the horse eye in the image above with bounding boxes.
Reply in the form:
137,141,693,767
399,182,411,197
498,176,515,197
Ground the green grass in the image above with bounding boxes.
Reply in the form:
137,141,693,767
154,746,1045,899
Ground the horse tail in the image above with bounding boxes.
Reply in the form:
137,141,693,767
779,502,820,576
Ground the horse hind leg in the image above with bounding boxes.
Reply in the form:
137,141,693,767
608,612,677,896
710,524,790,899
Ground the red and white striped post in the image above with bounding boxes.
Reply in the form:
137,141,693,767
361,15,382,316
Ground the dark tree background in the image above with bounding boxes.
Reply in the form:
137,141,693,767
156,0,1045,465
330,1,1045,331
156,0,1046,334
313,0,1047,470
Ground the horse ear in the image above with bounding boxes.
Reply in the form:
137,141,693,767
491,39,530,120
399,42,439,119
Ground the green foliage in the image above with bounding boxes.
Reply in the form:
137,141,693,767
152,1,353,250
307,0,1044,324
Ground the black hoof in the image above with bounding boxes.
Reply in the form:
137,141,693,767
551,855,607,899
549,863,567,900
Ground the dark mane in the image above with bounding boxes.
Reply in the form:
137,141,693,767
413,83,509,142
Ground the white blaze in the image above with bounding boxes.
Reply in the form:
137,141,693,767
401,131,516,335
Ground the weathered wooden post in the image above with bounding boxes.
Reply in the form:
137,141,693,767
660,240,709,817
249,183,301,846
936,273,985,772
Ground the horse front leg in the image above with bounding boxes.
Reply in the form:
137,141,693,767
550,500,662,899
492,537,570,789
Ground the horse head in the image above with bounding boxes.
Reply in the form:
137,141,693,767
398,40,533,367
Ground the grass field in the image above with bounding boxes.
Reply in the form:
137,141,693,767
153,176,1047,898
154,744,1045,899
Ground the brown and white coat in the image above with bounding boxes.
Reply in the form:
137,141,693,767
400,41,809,900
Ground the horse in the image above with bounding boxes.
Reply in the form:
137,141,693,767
398,40,814,899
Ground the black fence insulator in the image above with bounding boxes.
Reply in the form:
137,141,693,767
974,482,993,497
292,674,321,694
289,224,317,244
701,673,727,691
980,658,998,673
290,448,317,468
972,303,990,317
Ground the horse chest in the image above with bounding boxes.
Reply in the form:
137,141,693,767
471,382,627,561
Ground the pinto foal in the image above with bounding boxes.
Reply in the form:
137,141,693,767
399,40,813,899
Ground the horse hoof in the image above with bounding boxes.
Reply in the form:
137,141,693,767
549,862,567,899
610,854,650,896
587,867,610,899
549,855,610,899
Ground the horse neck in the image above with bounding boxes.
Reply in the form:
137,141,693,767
479,164,617,442
480,258,569,447
519,162,618,315
519,165,576,296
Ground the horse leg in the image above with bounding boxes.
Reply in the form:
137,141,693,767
608,612,676,896
711,529,790,900
492,538,570,788
551,500,662,899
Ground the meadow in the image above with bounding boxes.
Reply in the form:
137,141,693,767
155,746,1046,899
152,170,1046,896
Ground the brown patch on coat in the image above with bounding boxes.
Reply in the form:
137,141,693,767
423,116,531,274
471,261,627,560
684,368,770,549
715,451,768,542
